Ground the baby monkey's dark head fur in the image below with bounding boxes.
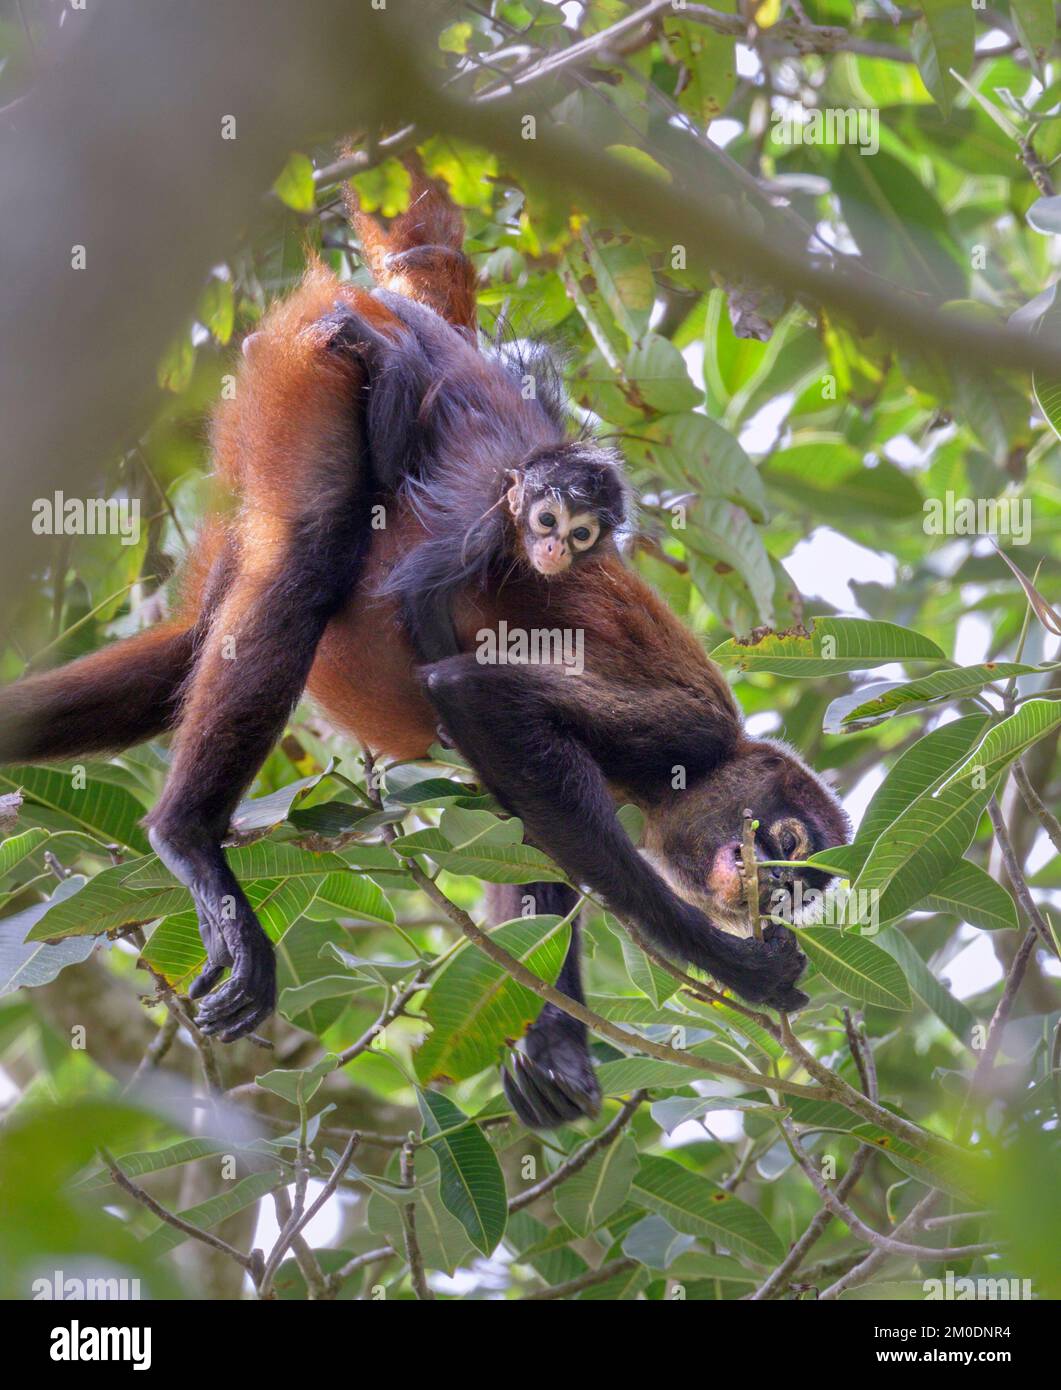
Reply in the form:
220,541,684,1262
505,444,628,579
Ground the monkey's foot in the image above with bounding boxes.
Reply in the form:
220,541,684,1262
189,910,276,1043
501,1005,601,1129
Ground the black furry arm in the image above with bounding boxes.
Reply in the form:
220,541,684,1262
423,658,807,1009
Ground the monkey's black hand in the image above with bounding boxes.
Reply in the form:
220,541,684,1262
193,908,276,1043
501,1002,601,1130
687,906,809,1013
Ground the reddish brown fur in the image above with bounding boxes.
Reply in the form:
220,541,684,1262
344,158,478,334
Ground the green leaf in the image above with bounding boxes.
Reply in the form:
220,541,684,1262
309,871,394,926
943,700,1061,789
831,146,963,296
876,927,975,1044
414,915,570,1083
391,827,564,883
418,1089,507,1255
922,859,1018,932
765,440,923,521
913,1,974,118
853,772,995,921
632,1154,784,1263
198,276,235,345
350,158,413,218
712,617,944,675
256,1053,338,1106
229,762,335,835
626,412,767,520
857,714,987,842
664,18,737,123
618,931,679,1007
0,765,150,853
1011,0,1055,78
0,828,49,877
25,858,188,942
624,334,701,413
122,841,346,888
554,1134,639,1236
366,1145,473,1276
581,236,655,344
272,151,316,213
797,927,911,1010
825,664,1036,730
141,1169,285,1256
0,877,95,995
276,919,353,1036
684,499,775,626
76,1138,232,1193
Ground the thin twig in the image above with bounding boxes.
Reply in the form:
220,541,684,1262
778,1119,999,1261
752,1011,878,1299
987,797,1058,955
123,1010,179,1093
324,1246,397,1299
272,1187,328,1299
400,1141,434,1300
99,1146,256,1272
509,1091,645,1213
258,1131,362,1297
739,808,763,940
1012,758,1061,856
524,1256,639,1300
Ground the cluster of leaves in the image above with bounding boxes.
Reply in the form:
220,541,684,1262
0,0,1059,1301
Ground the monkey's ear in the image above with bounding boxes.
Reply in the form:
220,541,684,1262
505,471,525,519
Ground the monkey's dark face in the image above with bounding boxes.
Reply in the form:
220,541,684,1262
647,741,851,934
505,445,628,579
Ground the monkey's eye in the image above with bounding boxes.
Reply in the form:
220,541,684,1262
538,512,557,529
572,526,592,543
779,826,798,856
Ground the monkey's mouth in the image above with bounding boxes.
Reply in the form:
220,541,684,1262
707,840,810,921
531,547,572,577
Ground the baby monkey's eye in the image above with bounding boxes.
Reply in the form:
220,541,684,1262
539,512,557,529
572,527,592,543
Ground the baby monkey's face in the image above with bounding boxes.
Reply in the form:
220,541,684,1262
505,448,627,579
520,492,603,576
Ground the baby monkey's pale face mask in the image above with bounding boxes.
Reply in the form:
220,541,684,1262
506,479,604,578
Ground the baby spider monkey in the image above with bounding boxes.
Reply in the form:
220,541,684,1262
326,289,630,662
504,449,627,579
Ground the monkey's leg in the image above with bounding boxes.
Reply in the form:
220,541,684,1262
488,883,601,1129
425,659,807,1007
147,509,371,1041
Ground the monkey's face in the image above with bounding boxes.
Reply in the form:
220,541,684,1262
505,448,627,579
520,493,605,577
647,741,851,935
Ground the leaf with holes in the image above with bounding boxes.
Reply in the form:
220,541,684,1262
712,617,944,676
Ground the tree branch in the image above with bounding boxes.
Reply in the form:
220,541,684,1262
509,1091,645,1213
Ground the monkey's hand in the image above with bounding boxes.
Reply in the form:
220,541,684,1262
191,903,276,1043
686,907,809,1013
501,1002,601,1130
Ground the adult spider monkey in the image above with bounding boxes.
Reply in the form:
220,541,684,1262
0,167,849,1126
